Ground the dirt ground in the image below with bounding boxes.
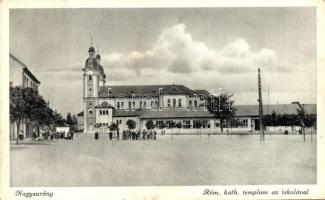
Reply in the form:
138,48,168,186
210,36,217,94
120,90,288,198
10,133,317,186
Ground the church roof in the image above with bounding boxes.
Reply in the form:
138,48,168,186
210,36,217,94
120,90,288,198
98,85,208,98
113,110,143,117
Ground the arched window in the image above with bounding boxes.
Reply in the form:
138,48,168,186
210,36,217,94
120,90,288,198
189,100,192,107
151,101,153,107
88,109,93,116
167,99,171,107
128,101,131,110
117,102,120,109
140,101,142,109
178,99,182,107
144,101,147,109
100,110,102,115
132,101,135,109
194,100,197,107
173,99,176,108
88,75,92,81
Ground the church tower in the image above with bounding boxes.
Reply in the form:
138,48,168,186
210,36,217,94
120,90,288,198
82,44,106,133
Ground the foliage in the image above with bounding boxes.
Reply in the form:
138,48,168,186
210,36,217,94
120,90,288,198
229,118,242,128
207,93,236,132
193,120,202,129
66,112,73,125
126,119,136,130
109,122,119,131
168,121,176,128
66,112,78,131
263,111,316,128
10,86,65,144
158,122,166,129
175,121,182,129
53,111,66,126
145,120,155,130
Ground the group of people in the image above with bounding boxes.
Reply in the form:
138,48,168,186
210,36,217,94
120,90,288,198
30,130,75,141
97,129,157,141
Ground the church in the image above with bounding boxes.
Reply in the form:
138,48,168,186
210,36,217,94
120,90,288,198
81,45,220,134
79,45,317,134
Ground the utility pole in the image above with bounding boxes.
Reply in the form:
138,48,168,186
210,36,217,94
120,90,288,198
258,68,265,141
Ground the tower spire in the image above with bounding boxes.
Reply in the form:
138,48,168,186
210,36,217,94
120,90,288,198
90,36,93,46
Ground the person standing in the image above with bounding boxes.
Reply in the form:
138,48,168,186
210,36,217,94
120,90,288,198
109,131,112,140
32,131,37,141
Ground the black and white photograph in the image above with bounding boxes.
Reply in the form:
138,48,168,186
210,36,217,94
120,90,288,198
1,1,325,200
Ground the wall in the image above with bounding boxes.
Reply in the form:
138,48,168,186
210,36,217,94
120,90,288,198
9,57,23,86
77,115,84,131
95,107,113,124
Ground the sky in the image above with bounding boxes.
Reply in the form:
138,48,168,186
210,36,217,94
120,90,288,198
9,8,317,116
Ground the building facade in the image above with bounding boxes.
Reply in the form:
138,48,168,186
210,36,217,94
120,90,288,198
81,45,317,134
10,53,41,139
82,46,220,134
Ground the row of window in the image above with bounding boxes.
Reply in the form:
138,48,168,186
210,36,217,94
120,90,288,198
115,99,199,109
99,109,109,115
155,120,211,129
88,109,109,116
116,100,159,110
97,123,109,127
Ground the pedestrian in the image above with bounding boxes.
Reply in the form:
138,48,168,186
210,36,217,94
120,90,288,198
95,131,99,140
116,130,120,140
109,131,112,140
32,131,37,141
71,130,74,140
153,130,157,140
137,130,141,140
142,130,146,140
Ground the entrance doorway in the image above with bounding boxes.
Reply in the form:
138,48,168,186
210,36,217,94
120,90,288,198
254,119,260,131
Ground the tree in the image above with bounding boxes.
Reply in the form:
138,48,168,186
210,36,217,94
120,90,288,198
229,118,241,128
66,112,73,126
169,120,176,129
72,114,78,126
126,119,136,130
109,122,119,131
207,93,236,132
53,111,66,126
67,113,78,131
176,121,182,129
146,120,155,130
158,122,166,129
10,86,54,144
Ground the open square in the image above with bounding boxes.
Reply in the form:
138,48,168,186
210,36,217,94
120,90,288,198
10,134,316,186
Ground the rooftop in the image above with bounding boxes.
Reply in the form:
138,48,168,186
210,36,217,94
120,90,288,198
98,85,210,98
10,53,41,84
